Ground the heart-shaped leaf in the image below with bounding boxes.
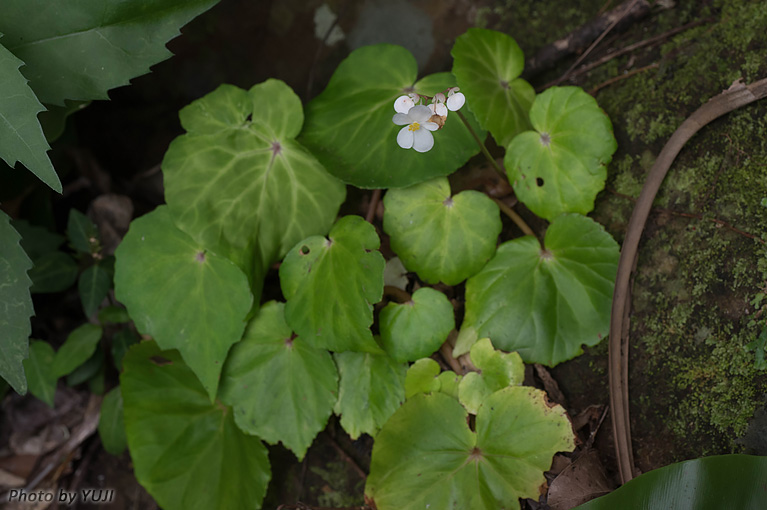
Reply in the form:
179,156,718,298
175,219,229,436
404,358,442,399
163,80,345,285
379,287,454,362
52,323,103,377
505,86,617,220
458,338,524,414
279,216,384,353
333,351,407,439
0,211,33,394
574,455,767,510
0,0,220,106
219,301,337,460
459,214,619,366
301,45,484,188
451,28,535,147
114,206,252,399
0,43,59,192
384,178,501,285
23,340,57,406
366,387,575,509
121,341,270,510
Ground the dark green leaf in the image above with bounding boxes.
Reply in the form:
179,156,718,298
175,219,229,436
219,302,338,460
78,264,111,317
0,42,60,192
67,209,99,254
301,46,484,188
12,219,65,260
574,455,767,510
0,0,220,106
111,328,139,371
122,341,271,510
28,251,78,293
22,340,57,406
98,306,131,324
114,206,252,399
280,216,385,353
98,386,126,455
66,344,104,386
52,323,102,377
0,211,33,394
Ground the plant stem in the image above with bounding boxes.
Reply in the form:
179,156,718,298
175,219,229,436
491,198,536,237
456,110,505,178
383,285,411,303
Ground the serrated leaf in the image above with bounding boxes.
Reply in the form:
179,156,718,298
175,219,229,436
98,386,126,456
458,338,524,414
0,0,220,106
379,287,454,362
573,455,767,510
333,351,407,439
460,214,619,366
505,86,617,220
451,28,535,147
0,211,33,394
280,216,385,353
114,206,252,399
22,340,57,406
121,341,270,510
0,42,60,192
67,209,99,254
52,323,102,377
28,251,78,293
12,219,65,260
301,45,484,188
366,387,575,509
219,301,337,460
163,80,345,285
79,264,111,317
404,358,442,399
384,177,501,285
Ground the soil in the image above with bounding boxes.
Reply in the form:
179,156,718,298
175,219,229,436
2,0,766,508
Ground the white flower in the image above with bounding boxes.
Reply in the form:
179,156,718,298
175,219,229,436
428,93,448,117
446,87,466,111
394,94,415,114
392,105,439,152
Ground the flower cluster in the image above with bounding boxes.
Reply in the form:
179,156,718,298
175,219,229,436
392,87,466,153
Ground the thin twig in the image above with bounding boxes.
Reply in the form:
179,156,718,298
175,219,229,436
456,110,505,178
491,198,536,237
589,63,659,95
365,189,381,223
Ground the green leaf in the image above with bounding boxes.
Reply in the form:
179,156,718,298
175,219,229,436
163,80,345,285
404,358,442,399
366,387,575,509
333,351,407,439
98,305,130,324
0,0,220,106
78,264,111,317
458,338,524,414
121,341,270,510
114,206,252,399
0,211,33,394
66,344,104,386
111,328,139,371
379,287,454,362
574,455,767,510
0,42,60,192
219,301,337,460
98,386,126,456
12,219,65,260
301,45,484,188
52,323,102,377
67,209,99,254
436,371,462,399
384,177,501,285
505,86,617,220
451,28,535,147
280,216,385,353
459,214,619,366
39,100,90,142
22,340,57,406
28,251,78,293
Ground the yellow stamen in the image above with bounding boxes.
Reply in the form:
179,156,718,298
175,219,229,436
408,122,420,132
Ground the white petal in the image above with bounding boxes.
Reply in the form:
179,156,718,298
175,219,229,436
447,92,466,111
409,105,432,123
423,121,439,131
433,103,448,116
412,129,434,152
397,126,414,149
394,95,415,114
434,92,446,103
393,112,411,125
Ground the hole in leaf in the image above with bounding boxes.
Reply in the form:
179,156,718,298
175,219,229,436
300,245,310,255
536,177,544,187
150,356,173,366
